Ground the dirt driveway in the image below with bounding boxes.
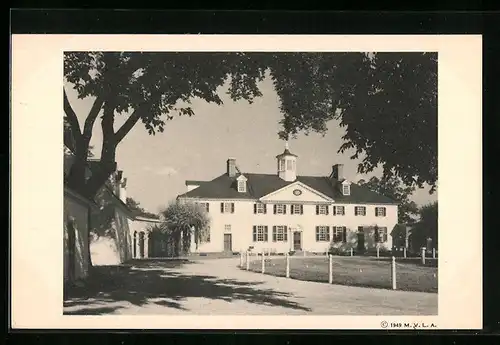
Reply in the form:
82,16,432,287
64,258,437,315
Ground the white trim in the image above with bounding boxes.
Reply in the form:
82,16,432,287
259,181,335,202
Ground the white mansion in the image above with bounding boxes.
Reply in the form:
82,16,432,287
177,143,399,254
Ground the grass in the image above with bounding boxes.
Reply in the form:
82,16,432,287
246,256,438,293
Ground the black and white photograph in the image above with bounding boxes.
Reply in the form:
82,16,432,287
11,34,482,329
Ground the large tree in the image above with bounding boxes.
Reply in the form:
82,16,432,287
411,201,438,250
64,52,437,272
64,52,437,201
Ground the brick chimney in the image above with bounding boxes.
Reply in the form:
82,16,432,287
227,158,237,177
330,164,344,181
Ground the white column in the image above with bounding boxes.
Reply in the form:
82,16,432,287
144,232,149,258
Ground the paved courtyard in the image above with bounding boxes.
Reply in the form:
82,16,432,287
64,258,437,315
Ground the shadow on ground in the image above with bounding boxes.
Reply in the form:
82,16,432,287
64,259,311,315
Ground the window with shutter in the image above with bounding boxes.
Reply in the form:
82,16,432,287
342,226,347,243
273,204,277,214
254,225,267,242
376,207,386,217
334,206,345,215
318,205,328,215
275,204,285,214
254,204,257,214
334,226,344,242
222,202,232,213
273,225,287,242
255,203,265,214
291,204,301,214
284,226,288,241
316,226,330,242
300,205,304,214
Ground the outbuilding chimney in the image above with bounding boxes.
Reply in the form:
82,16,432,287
330,164,344,181
227,158,237,178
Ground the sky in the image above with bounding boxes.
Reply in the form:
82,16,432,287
66,75,437,213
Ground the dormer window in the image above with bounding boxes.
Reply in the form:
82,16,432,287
238,180,246,193
236,175,247,193
341,180,351,196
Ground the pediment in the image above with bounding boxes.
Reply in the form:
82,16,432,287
260,181,334,203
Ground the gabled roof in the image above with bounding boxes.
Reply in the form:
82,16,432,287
177,173,398,204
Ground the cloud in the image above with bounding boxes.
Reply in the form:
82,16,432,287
143,166,178,177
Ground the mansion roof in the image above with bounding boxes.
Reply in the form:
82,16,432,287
178,173,398,204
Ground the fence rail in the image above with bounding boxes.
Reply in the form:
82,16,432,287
239,250,438,293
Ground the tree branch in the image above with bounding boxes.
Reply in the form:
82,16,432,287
82,96,104,140
114,107,143,143
63,88,82,141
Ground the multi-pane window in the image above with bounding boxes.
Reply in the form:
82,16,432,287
238,180,246,193
354,206,366,216
272,225,288,242
279,159,285,171
253,225,269,242
254,203,267,214
375,207,387,217
333,206,345,215
274,204,287,214
221,202,235,214
224,224,231,233
197,202,209,212
286,160,293,171
316,204,329,215
315,226,330,242
375,227,388,243
342,184,350,195
291,204,303,215
333,226,347,243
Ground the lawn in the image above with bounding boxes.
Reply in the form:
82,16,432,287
246,256,438,293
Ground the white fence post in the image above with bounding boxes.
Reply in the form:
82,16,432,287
432,248,436,259
403,247,407,258
328,254,333,284
350,248,353,257
246,251,250,270
421,247,426,265
391,256,397,290
377,246,380,258
286,252,290,278
261,251,265,274
239,252,243,267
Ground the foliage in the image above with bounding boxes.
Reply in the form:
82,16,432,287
158,201,211,256
64,52,437,200
276,52,437,192
358,175,419,224
126,196,159,219
411,202,438,249
63,52,436,269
